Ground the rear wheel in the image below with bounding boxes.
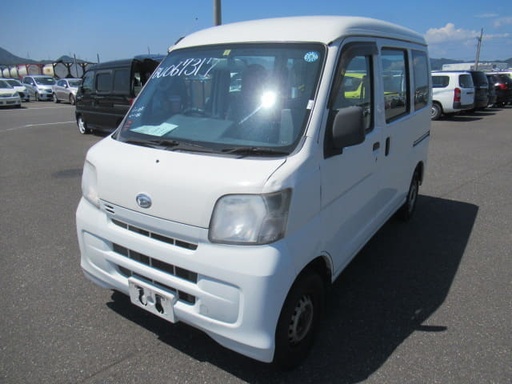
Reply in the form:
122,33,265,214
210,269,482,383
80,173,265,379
77,115,90,134
431,103,442,120
273,270,324,370
398,170,420,221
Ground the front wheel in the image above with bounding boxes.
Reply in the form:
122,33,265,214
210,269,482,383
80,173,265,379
53,93,60,103
69,94,75,105
398,170,420,221
77,115,90,134
273,270,324,370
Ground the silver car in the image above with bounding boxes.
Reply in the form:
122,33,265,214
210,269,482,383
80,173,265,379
22,75,56,101
53,78,81,105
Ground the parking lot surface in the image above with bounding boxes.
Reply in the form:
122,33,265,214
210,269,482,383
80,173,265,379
1,102,511,383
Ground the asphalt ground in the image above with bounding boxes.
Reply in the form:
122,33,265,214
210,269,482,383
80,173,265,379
1,102,511,384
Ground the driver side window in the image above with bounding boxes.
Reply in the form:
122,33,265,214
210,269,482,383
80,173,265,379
81,71,94,94
332,54,374,132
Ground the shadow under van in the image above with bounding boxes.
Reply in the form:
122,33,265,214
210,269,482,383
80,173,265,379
75,55,162,134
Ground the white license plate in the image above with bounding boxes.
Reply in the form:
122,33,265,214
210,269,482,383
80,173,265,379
128,277,177,323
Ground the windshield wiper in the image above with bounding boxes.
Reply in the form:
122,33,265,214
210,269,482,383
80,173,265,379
123,138,173,148
221,147,289,157
149,139,220,153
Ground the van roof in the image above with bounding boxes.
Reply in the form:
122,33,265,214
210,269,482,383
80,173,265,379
86,55,163,72
174,16,426,49
88,59,134,71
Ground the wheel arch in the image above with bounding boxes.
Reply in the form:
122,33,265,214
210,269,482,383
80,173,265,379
415,161,425,185
296,255,332,290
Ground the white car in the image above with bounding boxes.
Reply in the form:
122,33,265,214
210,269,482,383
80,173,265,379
0,78,30,101
0,79,21,108
431,71,475,120
53,78,81,104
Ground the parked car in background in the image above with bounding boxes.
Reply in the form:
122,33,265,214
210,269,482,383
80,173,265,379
0,79,22,108
75,55,161,134
487,73,512,107
468,70,489,110
485,74,497,107
53,78,81,105
22,75,56,101
1,78,30,101
431,71,474,120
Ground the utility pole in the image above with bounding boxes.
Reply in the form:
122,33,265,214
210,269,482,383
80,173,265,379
475,28,483,71
214,0,222,26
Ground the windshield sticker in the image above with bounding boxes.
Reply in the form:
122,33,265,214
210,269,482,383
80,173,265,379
127,106,145,119
131,123,178,137
304,51,319,63
152,58,220,79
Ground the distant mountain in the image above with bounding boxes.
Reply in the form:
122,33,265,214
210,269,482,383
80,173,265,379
0,48,90,66
1,46,510,69
430,58,461,71
0,47,37,65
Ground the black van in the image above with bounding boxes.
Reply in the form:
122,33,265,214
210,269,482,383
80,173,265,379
75,55,162,134
468,70,490,110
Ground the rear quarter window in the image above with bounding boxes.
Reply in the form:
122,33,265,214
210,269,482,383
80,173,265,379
459,75,473,88
432,76,449,88
96,72,112,92
113,68,130,94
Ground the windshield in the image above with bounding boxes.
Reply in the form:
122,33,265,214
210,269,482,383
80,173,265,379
68,79,82,87
115,43,325,155
35,77,56,85
0,80,13,89
6,79,21,86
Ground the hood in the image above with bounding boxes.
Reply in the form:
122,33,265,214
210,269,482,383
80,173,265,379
88,137,286,228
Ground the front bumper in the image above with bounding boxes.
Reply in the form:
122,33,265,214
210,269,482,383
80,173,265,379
76,197,295,363
0,97,21,107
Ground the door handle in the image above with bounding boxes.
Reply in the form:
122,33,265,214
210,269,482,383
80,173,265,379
385,137,391,156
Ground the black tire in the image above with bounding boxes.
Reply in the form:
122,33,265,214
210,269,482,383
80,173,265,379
431,103,442,120
273,270,324,370
53,93,60,103
69,94,75,105
398,170,420,221
77,115,90,134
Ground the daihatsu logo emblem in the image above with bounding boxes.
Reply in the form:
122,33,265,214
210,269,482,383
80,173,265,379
136,194,152,209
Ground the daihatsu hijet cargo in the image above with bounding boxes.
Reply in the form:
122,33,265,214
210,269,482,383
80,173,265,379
76,16,431,369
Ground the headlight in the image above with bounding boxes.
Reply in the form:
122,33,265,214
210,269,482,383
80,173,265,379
209,189,291,245
81,161,100,208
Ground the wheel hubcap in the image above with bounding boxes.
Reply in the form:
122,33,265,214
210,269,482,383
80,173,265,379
288,295,314,345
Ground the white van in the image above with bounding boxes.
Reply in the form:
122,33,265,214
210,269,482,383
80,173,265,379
431,70,475,119
76,16,431,369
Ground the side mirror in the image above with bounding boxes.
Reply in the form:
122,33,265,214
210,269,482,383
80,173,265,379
332,106,365,149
